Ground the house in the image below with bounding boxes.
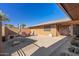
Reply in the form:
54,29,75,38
0,3,79,54
58,3,79,36
28,4,79,37
29,19,71,37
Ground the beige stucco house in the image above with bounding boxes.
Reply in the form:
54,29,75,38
29,4,79,37
0,3,79,54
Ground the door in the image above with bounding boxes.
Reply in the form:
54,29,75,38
58,25,70,36
73,25,79,37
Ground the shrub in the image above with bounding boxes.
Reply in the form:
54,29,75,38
68,47,75,52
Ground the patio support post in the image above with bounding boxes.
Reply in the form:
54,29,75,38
56,24,59,36
69,24,74,36
0,22,4,53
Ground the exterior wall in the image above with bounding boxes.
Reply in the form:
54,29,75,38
30,24,71,37
30,24,58,37
20,28,31,36
5,27,31,38
57,24,70,36
5,27,18,38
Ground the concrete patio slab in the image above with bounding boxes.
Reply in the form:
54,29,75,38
4,35,68,56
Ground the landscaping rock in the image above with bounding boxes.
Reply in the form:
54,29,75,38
74,37,79,40
74,48,79,54
68,47,75,52
60,52,70,56
71,40,79,47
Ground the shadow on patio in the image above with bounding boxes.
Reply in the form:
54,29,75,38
30,36,71,56
4,37,37,56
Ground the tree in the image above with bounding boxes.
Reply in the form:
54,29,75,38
0,10,9,22
17,24,26,35
5,24,14,28
20,24,26,28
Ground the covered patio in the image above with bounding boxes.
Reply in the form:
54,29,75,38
56,20,79,36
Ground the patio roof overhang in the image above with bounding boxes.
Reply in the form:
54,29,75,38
58,3,79,21
58,20,79,25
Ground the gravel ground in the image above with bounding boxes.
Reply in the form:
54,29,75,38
50,36,79,56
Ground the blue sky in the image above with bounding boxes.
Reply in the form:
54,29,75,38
0,3,69,26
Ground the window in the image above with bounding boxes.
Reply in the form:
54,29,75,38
44,25,51,31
